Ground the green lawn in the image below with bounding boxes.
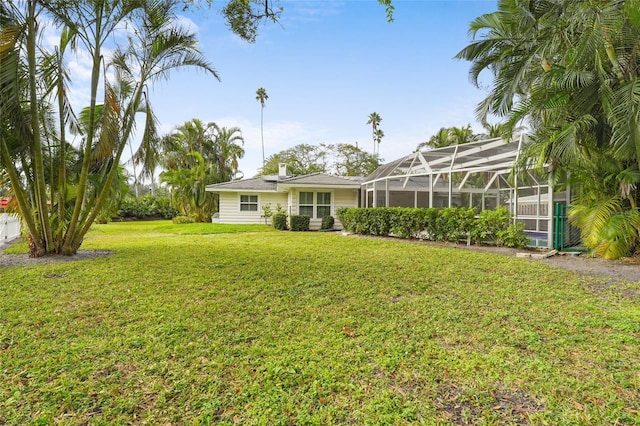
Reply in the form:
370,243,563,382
1,221,639,425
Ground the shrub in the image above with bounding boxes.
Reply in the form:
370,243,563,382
496,222,530,248
433,207,476,242
336,207,353,231
420,208,440,240
273,213,288,230
470,207,511,244
261,203,273,225
389,208,427,238
335,206,528,247
117,195,178,220
290,215,310,231
172,215,195,224
321,215,335,230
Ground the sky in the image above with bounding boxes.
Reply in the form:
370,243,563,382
67,0,500,179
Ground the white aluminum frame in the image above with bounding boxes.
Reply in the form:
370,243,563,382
362,134,555,248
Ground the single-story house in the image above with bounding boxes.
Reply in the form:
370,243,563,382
205,164,362,230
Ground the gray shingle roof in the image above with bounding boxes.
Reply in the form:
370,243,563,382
206,173,363,192
279,173,363,186
205,176,277,192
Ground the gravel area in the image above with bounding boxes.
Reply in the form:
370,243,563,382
0,239,112,267
0,250,112,267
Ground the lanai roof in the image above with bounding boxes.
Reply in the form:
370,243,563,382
364,135,526,183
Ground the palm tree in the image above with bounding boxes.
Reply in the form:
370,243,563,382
457,0,640,258
0,0,218,256
213,125,245,181
450,125,476,145
366,112,382,154
416,125,477,151
256,87,268,167
158,119,244,219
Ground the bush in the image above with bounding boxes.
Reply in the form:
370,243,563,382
117,195,178,220
273,213,288,230
390,208,427,239
172,215,195,224
335,206,527,247
496,222,530,248
433,207,476,242
290,215,310,231
261,203,273,225
336,207,354,232
321,215,335,230
470,207,511,244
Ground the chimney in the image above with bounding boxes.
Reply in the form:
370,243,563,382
278,163,288,177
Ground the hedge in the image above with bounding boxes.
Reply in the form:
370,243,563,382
336,206,528,248
117,195,178,220
290,215,310,231
321,215,335,230
273,213,288,230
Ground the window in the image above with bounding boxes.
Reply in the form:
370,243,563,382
240,194,258,212
299,192,314,216
298,191,332,218
317,192,331,218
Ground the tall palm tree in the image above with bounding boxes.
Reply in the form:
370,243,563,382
366,112,382,154
256,87,268,167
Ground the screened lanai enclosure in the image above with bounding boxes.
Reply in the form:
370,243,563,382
362,135,574,248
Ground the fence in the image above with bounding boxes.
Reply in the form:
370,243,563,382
0,213,21,242
553,203,582,251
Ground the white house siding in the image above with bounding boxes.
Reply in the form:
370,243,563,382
332,188,360,230
289,187,359,230
217,192,288,224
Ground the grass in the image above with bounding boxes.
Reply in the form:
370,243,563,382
1,221,639,424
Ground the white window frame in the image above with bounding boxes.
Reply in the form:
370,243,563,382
298,191,314,217
316,192,332,219
239,194,259,212
298,190,333,219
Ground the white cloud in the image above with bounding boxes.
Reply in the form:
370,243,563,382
175,14,200,35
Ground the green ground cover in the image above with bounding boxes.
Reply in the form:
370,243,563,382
1,221,639,424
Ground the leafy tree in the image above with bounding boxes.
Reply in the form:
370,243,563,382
259,143,380,176
457,0,640,258
333,143,381,176
260,143,328,175
190,0,395,40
